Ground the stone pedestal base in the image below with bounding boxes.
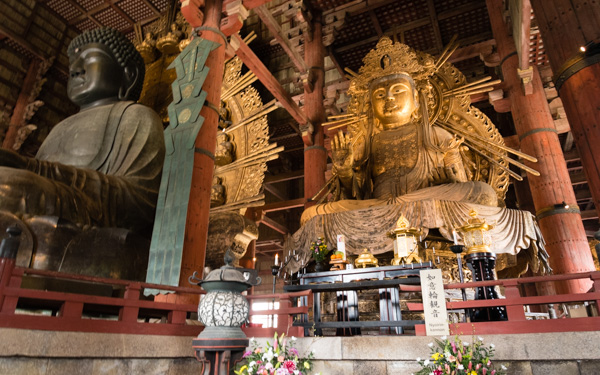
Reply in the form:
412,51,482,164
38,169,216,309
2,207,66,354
192,337,249,375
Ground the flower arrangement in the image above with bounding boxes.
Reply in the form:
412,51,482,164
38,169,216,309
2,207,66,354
415,336,507,375
309,237,329,262
235,334,315,375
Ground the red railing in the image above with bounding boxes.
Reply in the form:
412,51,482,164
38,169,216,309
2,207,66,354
0,256,309,337
408,271,600,335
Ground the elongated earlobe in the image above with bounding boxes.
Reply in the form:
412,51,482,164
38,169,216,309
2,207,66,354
119,65,139,100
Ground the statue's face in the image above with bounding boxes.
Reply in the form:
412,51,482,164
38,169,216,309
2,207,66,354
370,75,418,129
67,43,124,109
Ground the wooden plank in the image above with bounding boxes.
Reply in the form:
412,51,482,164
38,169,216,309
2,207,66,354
426,0,443,52
259,197,306,213
231,33,307,130
259,214,289,235
448,39,496,63
253,5,308,73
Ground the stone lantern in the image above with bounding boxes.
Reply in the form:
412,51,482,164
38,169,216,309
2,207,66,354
191,250,261,374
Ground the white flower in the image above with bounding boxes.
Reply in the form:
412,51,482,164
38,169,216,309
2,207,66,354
501,365,508,370
424,359,430,366
416,357,421,362
250,337,255,342
490,343,495,349
291,336,297,341
463,342,470,346
428,342,434,347
441,336,447,340
478,336,484,342
444,351,451,358
265,363,273,370
457,364,464,370
429,373,434,375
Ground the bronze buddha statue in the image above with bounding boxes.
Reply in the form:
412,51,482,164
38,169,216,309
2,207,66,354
0,27,165,237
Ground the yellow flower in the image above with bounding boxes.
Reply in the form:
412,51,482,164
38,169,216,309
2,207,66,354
432,352,443,361
304,361,310,369
469,371,477,375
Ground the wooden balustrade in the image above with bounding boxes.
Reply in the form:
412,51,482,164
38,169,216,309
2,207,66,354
0,258,309,337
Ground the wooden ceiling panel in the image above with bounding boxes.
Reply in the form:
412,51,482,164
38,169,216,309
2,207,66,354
74,17,99,31
149,0,171,12
433,0,478,14
79,0,105,12
310,0,354,12
94,6,131,31
404,24,436,52
46,0,81,22
338,41,377,72
333,12,377,46
438,6,490,45
118,0,156,23
377,0,429,30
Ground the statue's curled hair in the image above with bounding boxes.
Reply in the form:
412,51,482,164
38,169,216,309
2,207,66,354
68,27,145,101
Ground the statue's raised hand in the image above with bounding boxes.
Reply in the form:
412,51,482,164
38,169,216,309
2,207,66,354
0,148,27,169
331,130,354,175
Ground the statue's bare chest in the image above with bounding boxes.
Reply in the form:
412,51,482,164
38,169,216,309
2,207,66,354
36,107,109,167
371,128,418,176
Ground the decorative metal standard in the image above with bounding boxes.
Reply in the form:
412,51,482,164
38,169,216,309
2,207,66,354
456,209,507,322
190,250,261,374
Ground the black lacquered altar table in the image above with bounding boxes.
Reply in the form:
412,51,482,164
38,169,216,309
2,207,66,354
283,262,433,336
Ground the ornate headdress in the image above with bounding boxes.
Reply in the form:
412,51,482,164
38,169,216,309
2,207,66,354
348,37,436,100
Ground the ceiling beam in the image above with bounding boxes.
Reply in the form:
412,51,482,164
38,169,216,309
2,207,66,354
140,0,161,16
437,0,486,21
368,10,383,37
426,0,443,52
231,33,307,133
259,197,306,213
265,169,304,184
253,5,308,73
69,0,120,25
263,184,288,201
105,0,136,27
448,39,496,63
259,215,289,235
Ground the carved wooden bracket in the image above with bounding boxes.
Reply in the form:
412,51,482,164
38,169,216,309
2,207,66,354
488,89,511,113
180,0,205,28
518,66,534,96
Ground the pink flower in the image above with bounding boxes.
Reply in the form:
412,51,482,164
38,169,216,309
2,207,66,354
255,348,261,354
290,348,298,356
476,363,481,370
457,351,462,361
468,361,472,370
482,367,488,375
243,351,252,358
283,360,296,371
451,342,457,353
277,356,285,362
491,371,496,375
433,370,442,375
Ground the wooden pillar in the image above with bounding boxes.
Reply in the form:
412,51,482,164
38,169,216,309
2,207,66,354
487,0,594,294
303,17,327,209
180,0,226,294
3,58,40,150
529,0,600,220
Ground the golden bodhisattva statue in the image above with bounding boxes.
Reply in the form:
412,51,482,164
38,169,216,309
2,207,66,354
289,37,548,276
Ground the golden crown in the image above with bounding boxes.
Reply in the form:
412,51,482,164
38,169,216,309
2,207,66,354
348,37,436,98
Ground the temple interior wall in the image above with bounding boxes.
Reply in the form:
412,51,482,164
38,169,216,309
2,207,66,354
2,328,600,375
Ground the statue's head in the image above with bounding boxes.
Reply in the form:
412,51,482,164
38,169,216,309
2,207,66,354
67,27,145,109
370,73,419,129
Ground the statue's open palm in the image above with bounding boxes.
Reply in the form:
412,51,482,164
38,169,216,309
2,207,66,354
331,130,354,174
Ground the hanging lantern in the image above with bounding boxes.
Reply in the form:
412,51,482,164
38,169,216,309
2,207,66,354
388,215,422,265
456,209,495,255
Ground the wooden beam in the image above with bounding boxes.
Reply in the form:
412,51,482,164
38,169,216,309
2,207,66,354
437,0,486,21
105,0,136,27
140,0,161,16
243,0,274,10
259,215,289,235
368,10,383,37
69,0,119,25
263,184,288,201
327,47,348,80
259,197,306,213
426,0,443,52
230,33,307,131
448,39,496,63
264,169,304,184
581,210,598,221
570,171,588,186
0,24,46,60
253,5,308,73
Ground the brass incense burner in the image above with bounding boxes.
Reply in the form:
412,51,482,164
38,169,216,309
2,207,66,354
456,209,495,255
354,248,379,268
388,215,423,265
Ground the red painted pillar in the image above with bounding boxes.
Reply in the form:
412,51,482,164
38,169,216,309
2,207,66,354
303,18,327,209
179,0,225,298
529,0,600,220
3,58,40,150
487,0,594,294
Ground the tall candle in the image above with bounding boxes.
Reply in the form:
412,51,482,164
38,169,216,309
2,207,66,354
275,254,279,266
452,230,458,245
